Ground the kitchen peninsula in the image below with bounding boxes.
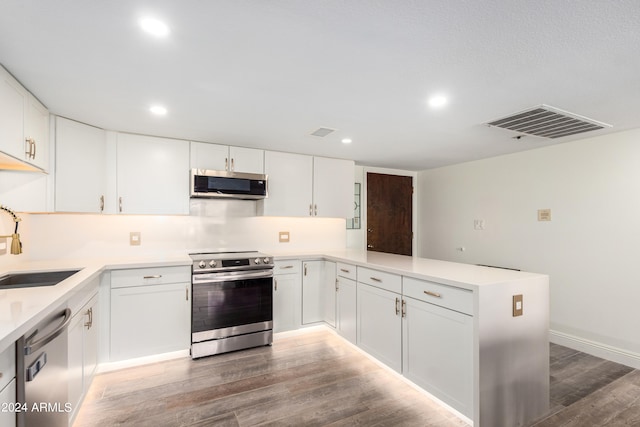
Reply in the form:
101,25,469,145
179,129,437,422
0,250,548,427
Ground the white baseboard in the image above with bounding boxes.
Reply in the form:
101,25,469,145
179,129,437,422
550,330,640,369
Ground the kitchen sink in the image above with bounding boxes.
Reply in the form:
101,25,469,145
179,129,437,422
0,269,81,290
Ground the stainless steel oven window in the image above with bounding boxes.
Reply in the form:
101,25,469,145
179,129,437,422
192,276,273,334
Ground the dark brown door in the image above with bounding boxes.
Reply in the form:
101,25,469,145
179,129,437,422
367,173,412,256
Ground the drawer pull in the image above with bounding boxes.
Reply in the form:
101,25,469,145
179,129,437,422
424,290,442,298
370,277,382,283
280,265,294,269
144,275,162,279
340,268,351,273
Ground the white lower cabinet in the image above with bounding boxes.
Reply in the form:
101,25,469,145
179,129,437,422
110,267,190,361
0,379,16,427
67,281,99,424
323,261,336,327
402,296,473,417
356,282,402,372
273,260,301,333
302,261,323,324
336,276,357,344
0,343,16,427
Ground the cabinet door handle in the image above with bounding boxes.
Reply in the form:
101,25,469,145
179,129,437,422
225,158,229,171
32,139,36,159
309,204,313,216
100,195,105,212
231,158,235,171
119,196,123,213
84,307,93,329
304,264,307,276
274,278,278,291
395,297,400,315
402,299,406,318
370,277,382,283
335,278,339,292
25,138,34,159
186,286,189,301
143,275,162,279
314,204,318,216
423,290,442,298
340,268,350,273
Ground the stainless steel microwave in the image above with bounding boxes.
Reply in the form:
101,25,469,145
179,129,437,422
190,169,268,200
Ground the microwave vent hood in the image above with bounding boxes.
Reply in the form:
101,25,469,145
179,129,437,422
190,169,268,200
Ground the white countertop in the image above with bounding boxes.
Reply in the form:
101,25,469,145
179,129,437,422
0,254,192,353
272,249,545,289
0,250,546,354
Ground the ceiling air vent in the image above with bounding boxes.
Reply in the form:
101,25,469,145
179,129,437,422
486,105,611,139
310,127,336,137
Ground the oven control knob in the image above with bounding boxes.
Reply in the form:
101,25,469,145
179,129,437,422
263,257,270,264
255,258,261,264
209,260,217,267
198,261,206,269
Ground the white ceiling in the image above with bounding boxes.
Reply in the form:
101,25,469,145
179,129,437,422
1,1,639,171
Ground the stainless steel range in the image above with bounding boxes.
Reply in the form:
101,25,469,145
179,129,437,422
189,251,274,359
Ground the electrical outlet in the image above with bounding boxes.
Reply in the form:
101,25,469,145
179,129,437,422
279,231,290,243
538,209,551,221
513,294,523,317
130,232,141,246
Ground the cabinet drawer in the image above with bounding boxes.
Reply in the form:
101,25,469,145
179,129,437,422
403,277,473,315
0,342,15,391
337,262,356,280
111,266,191,288
274,260,301,275
357,267,401,294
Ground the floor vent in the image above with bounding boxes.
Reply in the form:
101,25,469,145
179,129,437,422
310,127,336,137
486,105,611,139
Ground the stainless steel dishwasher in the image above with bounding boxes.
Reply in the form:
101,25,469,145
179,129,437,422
16,305,72,427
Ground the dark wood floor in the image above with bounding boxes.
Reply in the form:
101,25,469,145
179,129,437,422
74,329,639,427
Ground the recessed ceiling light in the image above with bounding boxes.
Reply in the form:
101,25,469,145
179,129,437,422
149,105,167,115
341,138,352,144
428,95,448,109
139,17,169,37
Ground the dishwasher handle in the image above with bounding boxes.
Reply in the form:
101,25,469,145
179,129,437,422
24,308,72,355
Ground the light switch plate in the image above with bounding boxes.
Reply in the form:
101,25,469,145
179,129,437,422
130,232,141,246
279,231,290,243
513,294,523,317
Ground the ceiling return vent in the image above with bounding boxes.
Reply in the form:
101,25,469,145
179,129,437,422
310,127,336,137
486,104,611,139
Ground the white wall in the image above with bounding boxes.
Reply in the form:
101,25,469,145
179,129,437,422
418,128,640,366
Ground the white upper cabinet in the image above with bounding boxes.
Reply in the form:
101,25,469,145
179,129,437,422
263,151,354,218
117,133,189,215
263,151,313,217
190,141,264,174
0,65,49,171
55,117,108,213
312,156,354,218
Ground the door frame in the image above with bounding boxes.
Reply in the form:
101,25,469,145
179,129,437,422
352,166,417,256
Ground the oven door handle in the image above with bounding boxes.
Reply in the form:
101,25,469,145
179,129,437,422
193,269,274,283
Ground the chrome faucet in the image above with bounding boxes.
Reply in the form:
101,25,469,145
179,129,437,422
0,205,22,255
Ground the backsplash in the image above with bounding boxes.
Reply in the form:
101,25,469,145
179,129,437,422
0,212,346,267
